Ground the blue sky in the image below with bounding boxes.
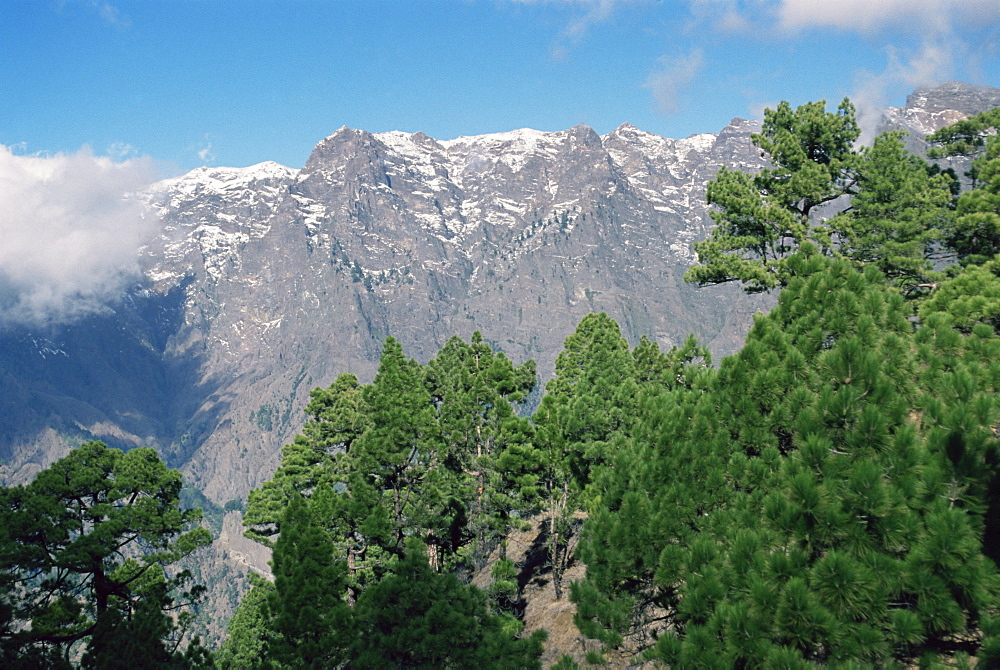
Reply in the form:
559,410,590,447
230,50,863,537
1,0,998,174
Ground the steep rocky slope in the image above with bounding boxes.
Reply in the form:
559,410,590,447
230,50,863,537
145,116,778,503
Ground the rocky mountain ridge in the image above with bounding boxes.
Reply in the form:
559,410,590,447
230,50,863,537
1,82,998,510
135,115,774,503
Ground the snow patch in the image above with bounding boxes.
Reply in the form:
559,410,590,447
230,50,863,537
156,161,295,198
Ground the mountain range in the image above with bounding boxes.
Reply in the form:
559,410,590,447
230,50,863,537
2,81,998,513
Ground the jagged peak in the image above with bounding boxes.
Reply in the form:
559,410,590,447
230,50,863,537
439,127,573,150
602,123,672,155
323,125,362,140
605,122,656,138
904,81,1000,115
677,132,717,152
312,126,379,153
604,123,715,150
319,124,630,159
373,129,412,143
717,117,761,137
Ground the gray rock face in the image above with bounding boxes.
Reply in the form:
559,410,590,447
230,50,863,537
906,81,1000,116
1,82,996,506
877,82,1000,160
137,119,774,502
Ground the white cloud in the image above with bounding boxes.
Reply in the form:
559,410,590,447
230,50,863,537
197,138,215,164
776,0,1000,34
0,146,160,328
87,1,131,29
561,0,623,41
715,7,752,32
687,0,765,34
645,49,705,115
686,0,999,41
772,0,999,143
107,142,140,160
687,0,997,140
512,0,639,58
851,39,959,143
748,99,779,121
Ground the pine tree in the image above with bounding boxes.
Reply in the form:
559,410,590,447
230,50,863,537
232,334,555,667
0,441,211,665
214,573,276,670
349,337,451,564
267,492,350,668
918,255,1000,334
534,313,638,599
949,137,1000,264
927,107,1000,264
243,372,365,547
834,130,953,287
424,332,541,569
927,108,1000,162
536,312,638,492
685,99,860,291
632,333,712,391
686,98,961,294
577,253,1000,665
243,333,541,611
350,541,546,669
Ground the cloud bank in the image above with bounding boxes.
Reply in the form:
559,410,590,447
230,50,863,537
0,145,161,328
776,0,1000,34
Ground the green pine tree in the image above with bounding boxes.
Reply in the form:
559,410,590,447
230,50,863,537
350,541,546,669
686,97,961,294
0,441,211,666
578,253,1000,665
267,493,350,668
424,332,541,571
244,372,365,547
214,573,276,670
833,130,953,288
534,313,638,599
685,98,860,291
918,255,1000,334
927,107,1000,264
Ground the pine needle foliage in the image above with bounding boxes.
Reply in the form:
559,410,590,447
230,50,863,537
686,99,958,293
577,250,1000,666
0,441,211,667
234,334,545,667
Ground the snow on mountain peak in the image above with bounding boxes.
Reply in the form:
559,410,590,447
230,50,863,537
676,133,717,153
373,130,446,163
440,127,569,153
157,161,296,197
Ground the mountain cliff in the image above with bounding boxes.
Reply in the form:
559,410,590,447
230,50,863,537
1,82,997,510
